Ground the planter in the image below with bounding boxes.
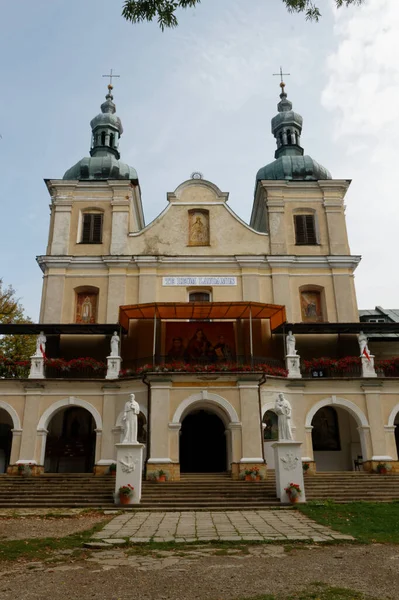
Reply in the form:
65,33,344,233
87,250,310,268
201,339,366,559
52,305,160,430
287,493,299,504
245,475,260,481
378,468,387,475
119,494,131,505
157,475,166,482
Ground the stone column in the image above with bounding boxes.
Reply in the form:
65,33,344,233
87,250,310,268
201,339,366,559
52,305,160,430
96,386,119,472
147,379,174,475
19,386,43,467
9,430,22,467
168,423,181,463
238,379,265,477
363,383,392,460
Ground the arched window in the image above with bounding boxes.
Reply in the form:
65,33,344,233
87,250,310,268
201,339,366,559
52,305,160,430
109,133,114,148
300,288,325,323
294,214,317,245
287,129,292,144
312,406,341,451
75,287,99,324
101,131,106,145
189,292,211,302
263,410,278,441
81,212,103,244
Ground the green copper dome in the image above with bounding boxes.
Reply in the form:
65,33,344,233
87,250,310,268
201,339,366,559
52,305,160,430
63,85,138,181
256,83,331,183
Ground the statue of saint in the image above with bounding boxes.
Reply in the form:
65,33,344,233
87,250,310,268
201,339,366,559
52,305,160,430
358,331,370,357
122,394,140,444
275,393,293,441
35,331,46,357
110,331,120,357
286,331,297,356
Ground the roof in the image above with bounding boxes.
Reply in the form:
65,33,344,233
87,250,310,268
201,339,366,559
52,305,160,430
119,302,287,332
272,321,399,340
359,307,399,339
0,324,118,335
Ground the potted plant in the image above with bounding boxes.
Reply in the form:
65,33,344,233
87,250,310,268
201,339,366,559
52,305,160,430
376,462,391,475
244,466,261,481
17,463,34,477
157,469,167,482
285,482,302,504
302,462,310,475
118,484,134,505
108,463,117,476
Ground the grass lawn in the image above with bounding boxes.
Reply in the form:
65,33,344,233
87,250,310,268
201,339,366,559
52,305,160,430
240,582,381,599
297,501,399,543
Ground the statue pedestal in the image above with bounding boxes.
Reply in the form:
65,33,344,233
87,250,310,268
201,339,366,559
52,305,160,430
115,443,144,505
272,441,306,504
361,355,377,378
285,354,302,379
29,355,45,379
106,356,122,380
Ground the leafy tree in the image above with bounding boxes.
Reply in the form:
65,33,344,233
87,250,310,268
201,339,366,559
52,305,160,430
0,279,35,361
122,0,364,30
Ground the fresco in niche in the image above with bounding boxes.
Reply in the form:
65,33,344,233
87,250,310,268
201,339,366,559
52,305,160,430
165,322,235,363
312,406,341,451
75,293,97,324
263,410,278,441
301,291,323,322
188,210,210,246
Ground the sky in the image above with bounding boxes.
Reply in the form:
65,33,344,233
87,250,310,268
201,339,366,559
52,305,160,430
0,0,398,320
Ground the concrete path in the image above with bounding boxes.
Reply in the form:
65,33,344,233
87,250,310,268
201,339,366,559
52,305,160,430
92,510,353,543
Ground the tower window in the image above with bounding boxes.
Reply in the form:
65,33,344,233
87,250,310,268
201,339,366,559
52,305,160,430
294,214,317,245
109,133,114,148
101,131,106,145
81,213,103,244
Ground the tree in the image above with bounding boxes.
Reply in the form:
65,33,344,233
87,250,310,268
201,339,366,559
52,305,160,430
122,0,364,30
0,279,35,361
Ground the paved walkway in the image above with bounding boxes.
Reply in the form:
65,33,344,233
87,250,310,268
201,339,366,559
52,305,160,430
92,510,353,543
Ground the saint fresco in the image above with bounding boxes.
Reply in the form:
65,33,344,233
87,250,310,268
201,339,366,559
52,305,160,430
165,323,235,363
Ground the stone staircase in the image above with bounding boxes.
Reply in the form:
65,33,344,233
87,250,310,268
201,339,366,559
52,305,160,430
303,471,399,502
2,471,399,509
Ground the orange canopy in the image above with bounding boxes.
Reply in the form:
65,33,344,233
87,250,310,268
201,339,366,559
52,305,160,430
119,302,286,332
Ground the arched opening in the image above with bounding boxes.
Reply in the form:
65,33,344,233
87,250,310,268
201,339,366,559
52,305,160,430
0,409,13,474
312,406,361,471
180,409,226,473
262,409,278,469
101,131,106,145
44,407,96,473
109,133,114,148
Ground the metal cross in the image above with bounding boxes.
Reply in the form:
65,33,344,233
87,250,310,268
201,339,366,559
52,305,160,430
273,66,290,92
102,69,120,89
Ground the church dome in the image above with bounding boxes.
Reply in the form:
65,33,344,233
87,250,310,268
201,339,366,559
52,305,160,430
63,85,137,181
256,81,331,183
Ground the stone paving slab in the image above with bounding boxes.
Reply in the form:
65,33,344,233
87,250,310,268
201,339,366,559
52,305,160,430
92,510,354,543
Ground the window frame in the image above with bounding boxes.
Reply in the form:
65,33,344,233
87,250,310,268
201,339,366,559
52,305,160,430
79,212,104,245
294,213,318,246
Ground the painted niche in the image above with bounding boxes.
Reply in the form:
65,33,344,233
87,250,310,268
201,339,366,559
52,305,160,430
188,209,210,246
300,290,323,322
76,293,98,324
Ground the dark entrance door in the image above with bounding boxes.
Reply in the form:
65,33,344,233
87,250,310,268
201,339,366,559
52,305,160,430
180,410,226,473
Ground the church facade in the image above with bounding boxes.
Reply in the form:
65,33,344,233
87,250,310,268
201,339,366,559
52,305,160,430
1,81,399,481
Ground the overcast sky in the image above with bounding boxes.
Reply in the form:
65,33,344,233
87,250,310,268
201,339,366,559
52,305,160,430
0,0,397,320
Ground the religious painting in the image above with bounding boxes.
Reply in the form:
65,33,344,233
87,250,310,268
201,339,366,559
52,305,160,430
75,293,98,324
300,290,323,322
311,407,341,451
263,410,278,441
188,209,210,246
165,322,235,363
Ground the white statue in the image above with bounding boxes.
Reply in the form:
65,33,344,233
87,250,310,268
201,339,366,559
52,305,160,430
358,331,370,357
122,393,140,444
35,331,46,357
275,393,293,441
286,331,297,356
110,331,120,357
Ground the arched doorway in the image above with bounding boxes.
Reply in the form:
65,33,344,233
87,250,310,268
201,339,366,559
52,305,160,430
180,409,226,473
0,409,13,474
394,414,399,459
311,406,361,471
44,407,96,473
263,410,278,469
